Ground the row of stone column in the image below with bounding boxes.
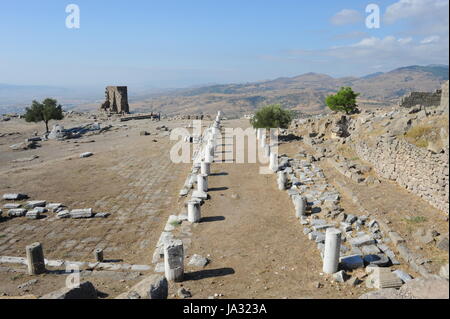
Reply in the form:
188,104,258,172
164,111,223,282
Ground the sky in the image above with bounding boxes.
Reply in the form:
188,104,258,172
0,0,448,89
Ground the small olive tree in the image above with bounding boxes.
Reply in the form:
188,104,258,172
24,98,64,133
251,104,293,129
326,87,360,114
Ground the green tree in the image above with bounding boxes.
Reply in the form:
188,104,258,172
24,98,64,133
251,104,293,129
326,87,360,114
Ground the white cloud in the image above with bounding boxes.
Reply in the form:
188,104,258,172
331,9,363,25
385,0,448,23
420,35,440,44
384,0,449,36
284,35,448,75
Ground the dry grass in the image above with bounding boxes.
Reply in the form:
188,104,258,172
404,125,433,148
336,144,359,159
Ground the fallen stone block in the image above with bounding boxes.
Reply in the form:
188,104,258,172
340,255,364,270
26,200,47,209
349,234,376,247
26,210,41,220
47,203,63,212
79,152,94,158
362,245,381,255
366,268,403,289
40,281,97,299
3,193,28,200
399,275,449,299
393,270,413,283
70,209,93,219
56,210,70,219
3,203,21,209
93,213,110,218
332,270,349,283
363,254,390,267
188,254,209,268
115,275,168,299
8,209,27,217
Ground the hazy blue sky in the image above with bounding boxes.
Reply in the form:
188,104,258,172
0,0,448,88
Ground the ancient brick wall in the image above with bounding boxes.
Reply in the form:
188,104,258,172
399,91,442,108
354,136,449,214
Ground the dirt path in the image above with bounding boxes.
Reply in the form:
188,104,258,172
175,120,369,299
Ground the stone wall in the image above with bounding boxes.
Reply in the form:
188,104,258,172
440,81,449,114
399,90,442,108
354,136,449,214
100,86,130,114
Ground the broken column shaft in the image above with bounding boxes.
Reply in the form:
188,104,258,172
164,240,184,282
201,161,211,175
277,171,287,190
94,248,104,262
197,174,208,193
26,242,46,275
187,201,201,223
294,195,307,218
323,228,342,274
269,152,278,172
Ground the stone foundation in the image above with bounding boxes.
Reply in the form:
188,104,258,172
354,136,449,214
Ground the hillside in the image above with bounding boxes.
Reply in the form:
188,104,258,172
128,65,448,117
2,65,448,117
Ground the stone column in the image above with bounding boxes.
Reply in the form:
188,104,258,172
204,151,214,164
94,248,104,262
277,171,287,190
294,195,306,218
323,228,342,274
164,239,184,282
201,161,211,175
207,142,215,156
256,128,262,140
187,200,201,223
26,242,46,275
264,144,271,158
269,152,278,172
197,174,208,193
260,133,266,148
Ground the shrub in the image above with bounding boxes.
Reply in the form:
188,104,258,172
250,104,293,129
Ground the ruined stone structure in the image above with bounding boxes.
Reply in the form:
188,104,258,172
354,136,449,214
399,88,442,108
440,81,449,114
100,86,130,114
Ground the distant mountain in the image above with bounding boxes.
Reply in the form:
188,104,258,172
362,72,384,79
129,64,448,117
1,64,448,116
